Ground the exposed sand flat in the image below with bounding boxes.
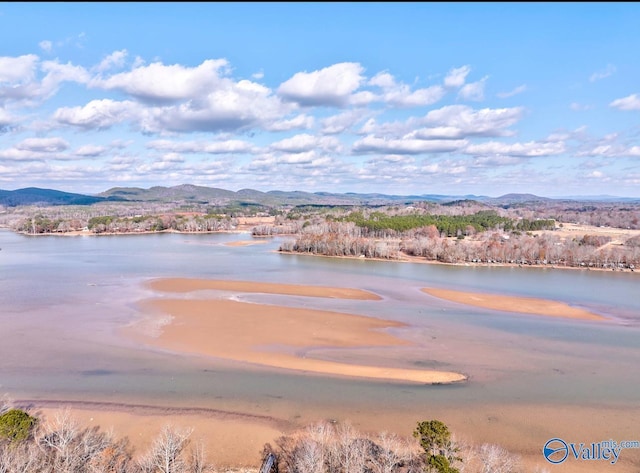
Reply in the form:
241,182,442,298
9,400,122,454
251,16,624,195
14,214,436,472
422,287,606,321
127,297,467,385
145,277,383,300
224,240,269,247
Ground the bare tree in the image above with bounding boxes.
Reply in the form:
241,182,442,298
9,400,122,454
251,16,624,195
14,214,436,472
477,443,520,473
138,425,193,473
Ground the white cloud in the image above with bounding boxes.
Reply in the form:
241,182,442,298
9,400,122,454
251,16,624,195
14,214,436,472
270,133,341,153
464,140,566,157
353,135,468,155
628,146,640,157
321,110,370,134
17,137,69,152
497,84,526,98
589,64,616,82
578,143,640,158
277,62,364,107
0,57,89,105
458,76,488,101
264,114,314,132
74,145,108,157
419,105,523,138
610,94,640,111
444,65,471,88
53,99,137,129
0,107,14,127
0,54,38,83
138,79,288,133
471,156,523,167
252,71,264,80
90,58,231,103
369,71,445,107
95,49,128,72
146,139,257,154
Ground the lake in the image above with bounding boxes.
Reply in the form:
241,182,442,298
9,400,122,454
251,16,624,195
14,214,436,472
1,229,639,469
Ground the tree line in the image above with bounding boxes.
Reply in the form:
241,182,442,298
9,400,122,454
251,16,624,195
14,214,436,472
279,221,639,269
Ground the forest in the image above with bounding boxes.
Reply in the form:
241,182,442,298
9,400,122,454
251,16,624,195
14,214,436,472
2,197,639,271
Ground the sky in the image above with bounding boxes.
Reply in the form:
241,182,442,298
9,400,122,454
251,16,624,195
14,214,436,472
1,2,640,198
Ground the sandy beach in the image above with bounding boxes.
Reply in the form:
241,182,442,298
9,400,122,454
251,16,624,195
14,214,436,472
422,287,607,321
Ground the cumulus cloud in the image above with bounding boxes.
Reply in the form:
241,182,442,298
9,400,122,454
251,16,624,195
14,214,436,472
497,84,526,98
146,139,257,154
0,56,89,105
74,144,108,157
420,105,523,138
0,107,14,128
95,49,128,72
464,140,566,157
577,143,640,158
369,71,445,107
444,65,471,88
90,58,231,103
610,94,640,111
321,110,370,134
458,76,489,101
53,99,137,129
277,62,365,107
0,54,39,84
264,114,314,132
353,135,468,155
589,64,616,82
270,133,341,153
17,137,69,152
137,79,287,133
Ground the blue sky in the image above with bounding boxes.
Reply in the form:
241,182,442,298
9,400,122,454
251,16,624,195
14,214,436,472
1,2,639,197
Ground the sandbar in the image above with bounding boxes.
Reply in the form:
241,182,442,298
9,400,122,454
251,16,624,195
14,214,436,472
145,277,383,300
224,240,269,247
127,297,466,385
422,287,606,321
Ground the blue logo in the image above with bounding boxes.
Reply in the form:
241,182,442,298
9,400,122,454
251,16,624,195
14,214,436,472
544,438,569,464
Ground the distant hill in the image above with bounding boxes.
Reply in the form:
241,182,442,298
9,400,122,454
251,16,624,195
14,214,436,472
1,185,638,208
0,187,122,207
100,184,238,204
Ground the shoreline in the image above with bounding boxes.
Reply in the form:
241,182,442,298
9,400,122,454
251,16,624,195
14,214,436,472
5,227,636,275
276,248,640,275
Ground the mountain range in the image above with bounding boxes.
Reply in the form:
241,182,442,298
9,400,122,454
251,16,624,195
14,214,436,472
0,185,638,208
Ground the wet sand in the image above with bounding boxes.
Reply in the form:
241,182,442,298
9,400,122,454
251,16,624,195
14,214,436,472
422,287,607,321
145,277,382,300
224,240,269,247
127,297,467,385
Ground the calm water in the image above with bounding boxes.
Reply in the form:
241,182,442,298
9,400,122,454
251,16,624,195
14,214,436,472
1,229,638,412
